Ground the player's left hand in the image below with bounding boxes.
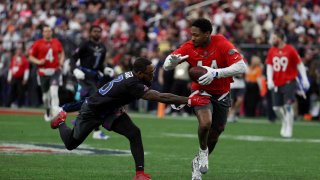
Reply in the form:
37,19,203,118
198,66,218,85
187,93,210,107
301,78,310,90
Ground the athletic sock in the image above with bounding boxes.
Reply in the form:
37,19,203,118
199,147,208,153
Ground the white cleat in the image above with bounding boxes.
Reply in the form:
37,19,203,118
92,130,110,140
280,120,286,137
44,113,52,122
192,156,202,180
198,149,209,174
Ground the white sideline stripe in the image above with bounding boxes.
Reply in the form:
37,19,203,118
129,113,320,127
164,133,320,143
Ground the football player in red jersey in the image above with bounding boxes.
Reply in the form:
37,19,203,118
163,18,247,179
29,25,65,121
266,29,310,138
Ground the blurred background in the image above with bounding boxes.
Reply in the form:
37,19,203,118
0,0,319,121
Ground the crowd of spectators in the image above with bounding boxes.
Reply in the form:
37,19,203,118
0,0,319,119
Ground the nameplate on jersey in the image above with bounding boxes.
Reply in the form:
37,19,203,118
125,72,133,79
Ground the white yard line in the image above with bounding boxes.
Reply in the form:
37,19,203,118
164,133,320,143
129,113,320,127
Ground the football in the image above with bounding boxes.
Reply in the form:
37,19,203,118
188,66,207,82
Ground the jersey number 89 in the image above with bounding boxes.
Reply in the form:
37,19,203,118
272,56,288,72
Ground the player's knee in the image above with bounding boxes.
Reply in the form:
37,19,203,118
65,139,80,151
42,92,50,102
199,121,212,131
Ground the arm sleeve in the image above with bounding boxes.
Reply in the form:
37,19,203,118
266,64,273,82
216,60,247,78
297,63,308,81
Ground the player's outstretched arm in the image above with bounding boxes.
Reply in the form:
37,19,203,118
142,90,210,107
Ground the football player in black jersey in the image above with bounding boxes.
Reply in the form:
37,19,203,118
61,25,114,140
50,57,210,180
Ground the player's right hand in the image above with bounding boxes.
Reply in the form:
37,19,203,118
187,94,210,107
169,54,189,64
267,80,275,90
38,59,46,65
73,68,85,80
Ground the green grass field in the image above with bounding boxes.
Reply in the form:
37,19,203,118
0,112,319,180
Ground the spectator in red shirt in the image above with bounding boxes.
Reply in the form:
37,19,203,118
7,46,29,107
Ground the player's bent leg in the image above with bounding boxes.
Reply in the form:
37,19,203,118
111,113,148,178
59,126,82,151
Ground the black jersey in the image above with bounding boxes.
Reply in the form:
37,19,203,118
72,40,107,72
87,71,150,114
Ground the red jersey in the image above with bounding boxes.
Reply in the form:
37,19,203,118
9,55,29,78
173,35,242,95
265,44,301,87
29,38,63,76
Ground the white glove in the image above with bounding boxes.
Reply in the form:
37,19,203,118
73,68,85,80
267,80,275,90
104,67,115,77
301,78,310,90
169,54,189,66
198,66,218,85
